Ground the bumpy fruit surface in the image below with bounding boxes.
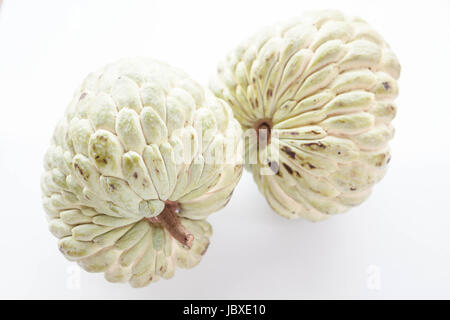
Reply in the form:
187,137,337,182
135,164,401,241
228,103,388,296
41,58,242,287
211,10,400,221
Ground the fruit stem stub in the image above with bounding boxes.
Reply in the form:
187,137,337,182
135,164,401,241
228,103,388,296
148,201,194,248
255,119,272,149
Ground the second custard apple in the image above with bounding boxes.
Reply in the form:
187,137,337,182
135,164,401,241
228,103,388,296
211,10,400,221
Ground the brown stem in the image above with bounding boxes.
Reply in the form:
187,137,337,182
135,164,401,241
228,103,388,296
148,201,194,248
255,118,273,148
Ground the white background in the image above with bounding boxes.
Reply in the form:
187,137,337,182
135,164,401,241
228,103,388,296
0,0,449,299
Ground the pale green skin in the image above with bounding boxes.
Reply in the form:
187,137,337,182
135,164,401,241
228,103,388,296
42,58,243,287
211,10,401,221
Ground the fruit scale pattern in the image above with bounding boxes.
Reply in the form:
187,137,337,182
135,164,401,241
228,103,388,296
41,58,243,287
211,10,401,221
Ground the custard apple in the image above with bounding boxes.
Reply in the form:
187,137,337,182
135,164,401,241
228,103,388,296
41,58,243,287
211,10,400,221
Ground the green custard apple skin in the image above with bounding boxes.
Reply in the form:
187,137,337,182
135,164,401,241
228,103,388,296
41,58,243,287
211,10,400,221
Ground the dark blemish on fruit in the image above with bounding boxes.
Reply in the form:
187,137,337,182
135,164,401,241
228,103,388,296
294,171,301,178
281,146,296,159
267,89,273,98
350,187,357,191
375,154,386,166
252,78,256,84
133,172,138,179
283,163,293,174
306,163,316,169
74,163,89,179
74,163,81,173
303,142,326,150
387,156,392,164
102,159,107,164
290,131,299,135
338,151,341,155
382,82,390,90
109,184,116,191
79,92,87,101
268,161,279,175
311,130,322,135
